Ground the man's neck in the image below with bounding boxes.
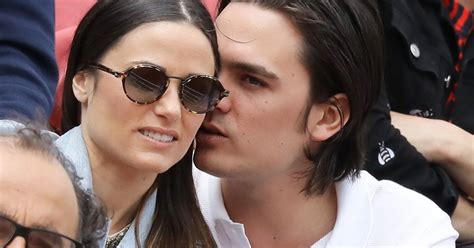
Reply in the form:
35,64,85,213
221,174,337,248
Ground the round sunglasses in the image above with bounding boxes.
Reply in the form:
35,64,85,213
85,63,229,114
0,215,83,248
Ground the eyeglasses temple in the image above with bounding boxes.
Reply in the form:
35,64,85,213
86,63,124,78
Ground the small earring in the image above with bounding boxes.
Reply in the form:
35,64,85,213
330,97,344,141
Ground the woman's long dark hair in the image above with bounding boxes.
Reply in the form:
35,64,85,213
61,0,218,247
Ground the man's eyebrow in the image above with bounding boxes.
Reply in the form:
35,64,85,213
0,209,57,232
30,222,59,233
227,61,279,79
0,207,18,221
0,210,12,219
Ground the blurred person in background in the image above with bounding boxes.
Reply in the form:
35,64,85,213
0,123,106,248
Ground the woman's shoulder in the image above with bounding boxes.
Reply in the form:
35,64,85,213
55,126,95,191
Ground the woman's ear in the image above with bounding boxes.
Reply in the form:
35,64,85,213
72,71,94,104
306,93,350,142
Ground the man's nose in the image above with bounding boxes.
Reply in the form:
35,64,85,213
6,236,26,248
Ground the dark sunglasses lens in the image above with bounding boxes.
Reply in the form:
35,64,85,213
182,77,223,113
29,230,75,248
124,67,168,104
0,218,15,246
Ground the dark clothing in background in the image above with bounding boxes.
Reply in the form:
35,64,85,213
366,0,474,216
0,0,57,120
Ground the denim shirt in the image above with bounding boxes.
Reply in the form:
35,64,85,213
55,126,157,248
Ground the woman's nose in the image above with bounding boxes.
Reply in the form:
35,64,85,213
152,79,182,121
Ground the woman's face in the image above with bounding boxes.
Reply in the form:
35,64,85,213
74,21,215,174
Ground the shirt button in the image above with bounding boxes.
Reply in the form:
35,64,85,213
410,43,420,58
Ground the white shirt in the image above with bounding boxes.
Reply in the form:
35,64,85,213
194,167,458,247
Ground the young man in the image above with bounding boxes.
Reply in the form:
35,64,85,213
193,0,458,246
0,122,106,247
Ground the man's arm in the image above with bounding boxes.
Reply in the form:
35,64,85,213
452,196,474,242
367,88,459,213
0,0,57,120
391,112,474,197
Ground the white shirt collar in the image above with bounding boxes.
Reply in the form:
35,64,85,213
195,166,373,247
329,171,373,246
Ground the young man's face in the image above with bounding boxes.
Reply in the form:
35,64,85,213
195,2,315,179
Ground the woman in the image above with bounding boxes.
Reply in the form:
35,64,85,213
57,0,228,247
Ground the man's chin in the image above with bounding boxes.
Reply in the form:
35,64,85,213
194,151,229,178
194,151,216,172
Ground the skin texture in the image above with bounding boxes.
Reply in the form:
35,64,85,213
195,3,348,247
72,21,216,233
0,139,80,247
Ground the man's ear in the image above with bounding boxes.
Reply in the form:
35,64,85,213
72,71,94,104
306,93,350,142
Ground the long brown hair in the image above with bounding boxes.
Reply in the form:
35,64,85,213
61,0,218,247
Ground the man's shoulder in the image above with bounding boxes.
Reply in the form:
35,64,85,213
355,171,458,243
364,172,443,210
358,171,448,220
